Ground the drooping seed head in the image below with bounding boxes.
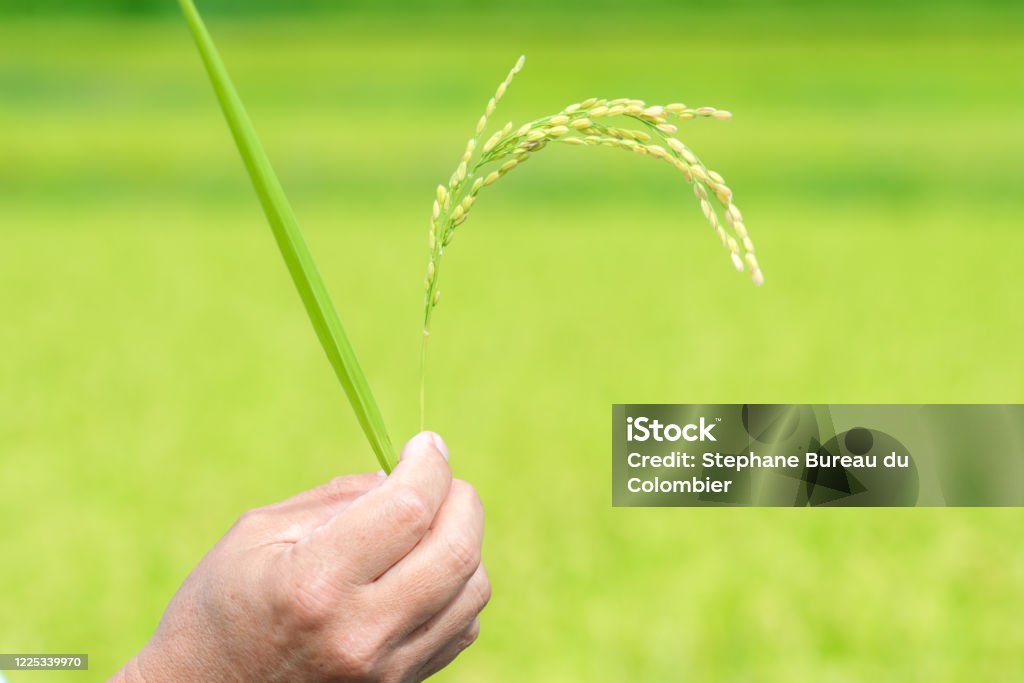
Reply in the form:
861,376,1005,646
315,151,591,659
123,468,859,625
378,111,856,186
424,57,761,358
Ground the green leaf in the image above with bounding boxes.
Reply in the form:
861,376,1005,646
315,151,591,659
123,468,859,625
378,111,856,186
177,0,396,473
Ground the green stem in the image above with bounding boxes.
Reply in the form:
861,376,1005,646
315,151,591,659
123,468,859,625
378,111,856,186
178,0,396,473
419,331,429,431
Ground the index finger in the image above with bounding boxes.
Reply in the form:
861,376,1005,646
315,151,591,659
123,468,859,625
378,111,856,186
299,431,452,584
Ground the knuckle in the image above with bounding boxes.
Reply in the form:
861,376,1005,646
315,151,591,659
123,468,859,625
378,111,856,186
445,533,481,578
322,475,354,498
474,571,492,610
232,508,263,531
452,479,483,512
281,571,338,628
331,635,381,681
322,473,378,499
461,620,481,649
389,486,431,530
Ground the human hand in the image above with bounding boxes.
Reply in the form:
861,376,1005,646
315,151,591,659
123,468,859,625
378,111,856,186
112,431,488,682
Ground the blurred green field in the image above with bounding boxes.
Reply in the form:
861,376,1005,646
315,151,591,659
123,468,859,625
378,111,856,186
2,5,1024,682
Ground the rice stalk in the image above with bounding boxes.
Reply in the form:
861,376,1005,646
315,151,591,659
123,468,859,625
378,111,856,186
178,0,396,472
420,57,762,427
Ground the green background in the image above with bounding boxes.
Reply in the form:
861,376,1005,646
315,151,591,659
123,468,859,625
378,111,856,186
2,1,1022,681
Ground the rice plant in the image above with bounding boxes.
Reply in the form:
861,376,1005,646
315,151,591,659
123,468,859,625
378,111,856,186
419,57,762,427
178,0,760,466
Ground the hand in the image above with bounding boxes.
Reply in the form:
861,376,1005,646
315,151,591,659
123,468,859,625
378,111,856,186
112,431,489,682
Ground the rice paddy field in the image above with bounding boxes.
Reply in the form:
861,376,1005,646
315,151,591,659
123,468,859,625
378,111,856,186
2,3,1023,681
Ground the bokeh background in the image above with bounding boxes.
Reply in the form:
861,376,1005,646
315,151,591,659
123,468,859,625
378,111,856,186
2,1,1023,681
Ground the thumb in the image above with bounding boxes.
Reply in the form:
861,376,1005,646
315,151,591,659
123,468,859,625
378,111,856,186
397,430,450,466
299,431,453,584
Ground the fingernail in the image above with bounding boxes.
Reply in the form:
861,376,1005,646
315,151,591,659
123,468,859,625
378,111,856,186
400,431,448,463
429,432,449,461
